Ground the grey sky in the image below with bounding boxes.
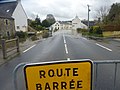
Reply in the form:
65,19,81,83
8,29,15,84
3,0,120,21
21,0,120,21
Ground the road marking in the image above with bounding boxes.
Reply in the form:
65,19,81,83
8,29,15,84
63,34,69,54
63,34,66,44
96,43,112,52
65,44,68,54
23,44,36,53
67,58,70,61
63,34,70,60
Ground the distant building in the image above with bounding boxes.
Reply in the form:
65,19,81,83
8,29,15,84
50,21,72,31
0,12,15,38
50,16,88,32
72,16,88,30
81,20,96,27
0,0,28,32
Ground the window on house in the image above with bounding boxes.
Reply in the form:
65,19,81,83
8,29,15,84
6,31,10,39
22,26,26,28
5,19,9,25
17,26,20,29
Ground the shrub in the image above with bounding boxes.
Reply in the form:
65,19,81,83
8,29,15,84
15,31,28,43
42,30,49,38
77,28,88,33
31,35,39,41
77,28,81,33
15,31,27,38
89,26,103,37
93,26,103,34
77,28,89,36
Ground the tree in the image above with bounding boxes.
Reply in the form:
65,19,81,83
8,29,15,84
42,19,51,28
46,14,56,25
30,20,37,28
35,15,41,25
29,15,44,31
95,6,110,23
107,3,120,25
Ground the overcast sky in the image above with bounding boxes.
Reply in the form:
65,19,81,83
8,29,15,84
1,0,120,21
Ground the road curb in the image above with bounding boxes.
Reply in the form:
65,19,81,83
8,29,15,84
113,39,120,43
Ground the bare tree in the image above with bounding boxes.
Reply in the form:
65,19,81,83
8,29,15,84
95,6,110,22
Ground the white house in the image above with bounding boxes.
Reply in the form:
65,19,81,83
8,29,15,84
51,21,61,30
0,0,28,32
50,21,72,31
72,16,88,30
50,16,88,32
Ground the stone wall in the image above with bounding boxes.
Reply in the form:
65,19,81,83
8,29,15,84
0,18,15,38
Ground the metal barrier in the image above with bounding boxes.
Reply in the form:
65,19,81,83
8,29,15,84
13,60,120,90
13,63,27,90
93,60,120,90
1,37,20,59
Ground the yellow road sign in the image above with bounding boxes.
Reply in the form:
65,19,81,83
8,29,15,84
24,60,93,90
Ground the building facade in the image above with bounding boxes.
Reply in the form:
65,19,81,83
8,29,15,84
12,0,28,32
50,16,88,32
50,21,72,31
72,16,88,30
0,0,28,32
0,13,15,38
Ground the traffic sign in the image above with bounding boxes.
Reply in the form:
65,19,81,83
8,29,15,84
24,60,93,90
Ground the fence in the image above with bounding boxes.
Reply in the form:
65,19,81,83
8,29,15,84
93,60,120,90
1,37,20,59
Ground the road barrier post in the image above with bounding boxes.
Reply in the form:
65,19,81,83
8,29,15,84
1,39,7,59
113,63,117,90
94,63,98,90
16,37,20,53
13,63,26,90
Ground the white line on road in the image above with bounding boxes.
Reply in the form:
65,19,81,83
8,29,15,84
63,34,69,54
65,44,68,54
96,43,112,52
23,44,36,53
63,34,66,44
63,34,70,60
67,58,70,61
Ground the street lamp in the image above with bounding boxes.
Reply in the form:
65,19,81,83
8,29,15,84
87,5,90,30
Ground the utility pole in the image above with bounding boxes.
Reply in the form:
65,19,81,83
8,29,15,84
87,5,90,30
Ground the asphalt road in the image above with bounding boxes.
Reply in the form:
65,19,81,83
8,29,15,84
0,30,120,90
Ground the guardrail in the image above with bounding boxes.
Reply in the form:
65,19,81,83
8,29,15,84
93,60,120,90
1,37,20,59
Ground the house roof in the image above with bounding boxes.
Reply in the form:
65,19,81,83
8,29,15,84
58,21,72,25
72,15,81,21
81,21,96,27
0,11,14,19
0,1,17,18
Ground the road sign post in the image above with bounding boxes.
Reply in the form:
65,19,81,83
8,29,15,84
24,60,93,90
